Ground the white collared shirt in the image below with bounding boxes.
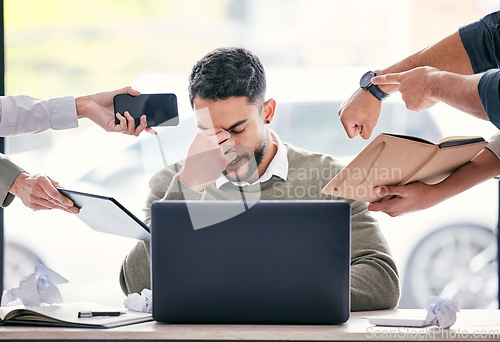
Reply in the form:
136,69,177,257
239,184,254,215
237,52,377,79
215,130,288,188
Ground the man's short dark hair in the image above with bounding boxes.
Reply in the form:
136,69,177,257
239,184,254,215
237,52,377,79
188,47,266,109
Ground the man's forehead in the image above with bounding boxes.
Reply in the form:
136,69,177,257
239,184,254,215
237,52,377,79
194,107,211,123
193,96,255,112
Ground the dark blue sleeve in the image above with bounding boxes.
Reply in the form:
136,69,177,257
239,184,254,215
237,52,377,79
459,11,500,128
459,11,500,73
478,69,500,129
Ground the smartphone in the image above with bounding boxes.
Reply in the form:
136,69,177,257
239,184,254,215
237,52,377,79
113,93,179,127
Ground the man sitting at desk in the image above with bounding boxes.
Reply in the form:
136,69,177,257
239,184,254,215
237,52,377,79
119,47,399,311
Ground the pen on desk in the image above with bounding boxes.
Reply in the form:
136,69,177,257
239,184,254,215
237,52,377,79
78,311,124,318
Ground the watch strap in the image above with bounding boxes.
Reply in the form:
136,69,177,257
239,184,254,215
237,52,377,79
367,83,389,101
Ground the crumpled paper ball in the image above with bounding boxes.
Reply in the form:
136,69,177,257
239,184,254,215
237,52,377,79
1,264,68,307
424,296,460,329
123,288,152,313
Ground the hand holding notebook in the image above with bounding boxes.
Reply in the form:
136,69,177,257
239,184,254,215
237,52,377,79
322,133,487,202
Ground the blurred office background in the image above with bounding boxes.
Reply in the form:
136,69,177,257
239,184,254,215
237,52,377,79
3,0,500,308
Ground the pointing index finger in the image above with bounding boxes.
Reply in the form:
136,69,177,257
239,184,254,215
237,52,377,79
371,73,401,85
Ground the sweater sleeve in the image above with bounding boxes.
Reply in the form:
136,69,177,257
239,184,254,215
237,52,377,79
0,154,24,207
120,162,206,295
119,240,151,296
348,199,400,311
120,165,176,295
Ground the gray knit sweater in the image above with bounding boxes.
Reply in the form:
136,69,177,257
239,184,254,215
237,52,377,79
120,143,400,311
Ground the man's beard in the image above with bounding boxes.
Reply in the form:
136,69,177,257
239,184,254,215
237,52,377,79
223,136,267,183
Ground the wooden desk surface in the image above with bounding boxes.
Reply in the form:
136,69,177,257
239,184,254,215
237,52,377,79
1,309,500,341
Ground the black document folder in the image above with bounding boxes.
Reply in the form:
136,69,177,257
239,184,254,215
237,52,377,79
58,189,150,241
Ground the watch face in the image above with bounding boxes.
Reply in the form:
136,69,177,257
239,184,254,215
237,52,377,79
360,71,376,89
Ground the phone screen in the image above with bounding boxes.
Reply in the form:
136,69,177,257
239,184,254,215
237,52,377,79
113,93,179,127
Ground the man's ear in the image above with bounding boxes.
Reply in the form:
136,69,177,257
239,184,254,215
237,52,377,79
263,99,276,124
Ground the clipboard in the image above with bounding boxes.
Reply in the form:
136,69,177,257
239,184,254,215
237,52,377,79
58,189,150,241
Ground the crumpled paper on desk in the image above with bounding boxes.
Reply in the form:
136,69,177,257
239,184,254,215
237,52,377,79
124,288,152,313
424,296,460,328
1,264,68,307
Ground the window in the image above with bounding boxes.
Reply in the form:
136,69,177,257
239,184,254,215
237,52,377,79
4,0,498,308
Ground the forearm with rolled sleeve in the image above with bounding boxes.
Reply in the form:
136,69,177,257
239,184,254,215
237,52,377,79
459,11,500,128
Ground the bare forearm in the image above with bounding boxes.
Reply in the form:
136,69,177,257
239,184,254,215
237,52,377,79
432,148,500,201
429,71,487,120
369,148,500,217
377,32,473,94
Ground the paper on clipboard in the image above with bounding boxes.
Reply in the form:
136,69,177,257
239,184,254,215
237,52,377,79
58,189,150,241
368,314,430,327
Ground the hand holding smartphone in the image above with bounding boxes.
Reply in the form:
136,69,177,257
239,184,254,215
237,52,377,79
113,93,179,128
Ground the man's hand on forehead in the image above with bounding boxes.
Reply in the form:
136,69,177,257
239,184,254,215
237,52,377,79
178,127,237,192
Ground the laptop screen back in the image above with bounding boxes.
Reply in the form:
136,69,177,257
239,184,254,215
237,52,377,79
151,200,351,324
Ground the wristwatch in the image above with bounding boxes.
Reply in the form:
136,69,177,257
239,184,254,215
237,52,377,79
360,71,389,101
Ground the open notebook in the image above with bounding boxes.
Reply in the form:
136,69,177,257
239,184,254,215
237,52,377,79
0,302,152,328
322,133,487,202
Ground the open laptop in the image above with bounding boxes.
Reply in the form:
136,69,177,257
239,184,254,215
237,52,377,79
151,200,351,324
